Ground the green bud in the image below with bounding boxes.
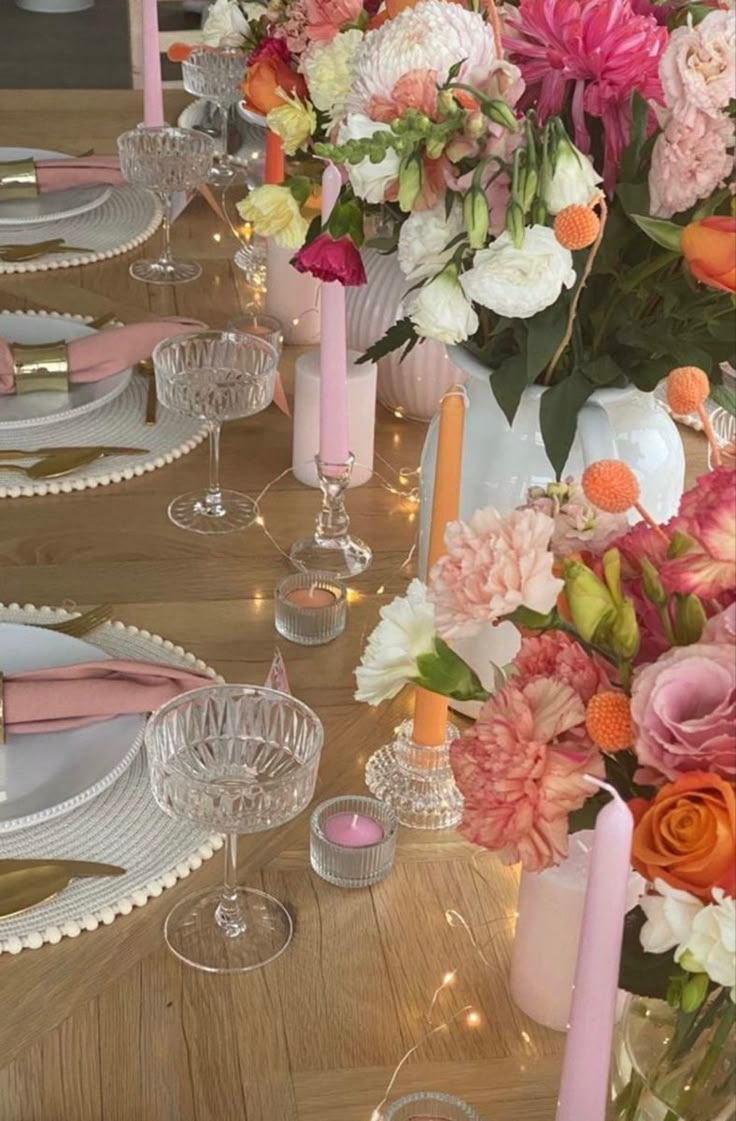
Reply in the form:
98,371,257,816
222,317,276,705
681,973,709,1013
678,949,703,975
505,202,525,249
484,98,519,133
466,111,486,140
437,89,456,117
607,598,640,662
532,199,547,225
426,135,447,160
602,548,623,605
464,189,489,250
674,593,707,645
522,167,539,213
666,975,684,1009
398,155,423,212
563,558,616,643
641,558,668,609
413,637,488,703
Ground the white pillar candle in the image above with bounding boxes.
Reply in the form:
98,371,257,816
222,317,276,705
292,349,377,488
265,242,320,346
510,831,643,1032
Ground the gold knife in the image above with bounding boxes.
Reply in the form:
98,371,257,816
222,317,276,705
0,449,111,479
0,859,126,918
0,446,148,459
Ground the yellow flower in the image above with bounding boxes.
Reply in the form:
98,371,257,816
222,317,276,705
266,94,317,157
237,185,309,249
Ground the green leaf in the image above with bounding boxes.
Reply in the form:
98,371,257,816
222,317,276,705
539,371,596,479
286,175,312,207
619,908,679,999
617,183,652,220
504,605,559,630
490,353,527,426
711,380,736,417
357,317,416,365
413,638,488,702
525,303,568,381
584,354,628,386
619,90,650,182
631,214,684,253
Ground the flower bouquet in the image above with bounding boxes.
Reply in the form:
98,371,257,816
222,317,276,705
355,429,735,1115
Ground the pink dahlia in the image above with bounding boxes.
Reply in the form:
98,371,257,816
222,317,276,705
504,0,667,189
514,631,612,705
451,677,604,871
428,506,563,639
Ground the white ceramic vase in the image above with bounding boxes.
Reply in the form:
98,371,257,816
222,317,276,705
345,249,465,421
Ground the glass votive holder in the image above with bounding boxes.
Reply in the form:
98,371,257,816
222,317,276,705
380,1092,482,1121
310,796,399,888
274,570,347,646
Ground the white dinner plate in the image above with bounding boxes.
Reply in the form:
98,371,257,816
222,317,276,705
0,312,133,430
0,624,145,833
0,147,112,226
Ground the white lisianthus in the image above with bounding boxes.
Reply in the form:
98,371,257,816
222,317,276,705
202,0,260,48
338,114,400,204
301,30,363,123
542,135,602,215
355,579,437,705
459,227,577,320
409,266,479,345
397,202,464,282
639,879,703,955
677,889,736,996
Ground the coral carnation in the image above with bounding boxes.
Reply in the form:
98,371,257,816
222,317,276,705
514,631,612,705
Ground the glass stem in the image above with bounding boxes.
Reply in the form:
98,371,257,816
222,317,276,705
205,421,225,516
216,101,229,163
215,832,246,937
158,191,174,265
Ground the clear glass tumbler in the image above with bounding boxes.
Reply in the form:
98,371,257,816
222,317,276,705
181,48,248,185
152,330,277,534
146,684,324,973
228,312,283,362
117,126,215,284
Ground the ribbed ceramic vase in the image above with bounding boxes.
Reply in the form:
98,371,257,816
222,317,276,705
345,249,465,421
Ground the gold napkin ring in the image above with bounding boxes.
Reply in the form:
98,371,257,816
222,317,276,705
0,672,5,745
0,157,38,200
11,340,70,394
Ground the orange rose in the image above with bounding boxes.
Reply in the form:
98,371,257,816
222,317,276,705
630,772,736,901
681,216,736,295
242,59,307,117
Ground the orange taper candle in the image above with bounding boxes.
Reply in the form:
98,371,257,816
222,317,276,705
413,388,466,747
265,129,285,185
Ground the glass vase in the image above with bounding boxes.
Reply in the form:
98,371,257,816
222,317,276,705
608,995,736,1121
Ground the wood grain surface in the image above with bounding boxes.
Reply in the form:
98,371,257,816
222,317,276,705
0,92,708,1121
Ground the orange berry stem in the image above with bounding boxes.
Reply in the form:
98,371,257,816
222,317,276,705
543,192,608,386
697,404,723,467
634,501,669,543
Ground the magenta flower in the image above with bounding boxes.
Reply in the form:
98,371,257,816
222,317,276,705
248,33,291,66
505,0,667,188
292,232,367,285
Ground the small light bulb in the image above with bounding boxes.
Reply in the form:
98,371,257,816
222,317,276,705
376,584,385,595
442,971,456,986
213,233,222,243
255,515,265,526
466,1011,481,1029
292,317,299,326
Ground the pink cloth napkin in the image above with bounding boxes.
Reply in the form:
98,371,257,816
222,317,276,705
35,156,124,192
0,318,204,396
3,659,211,735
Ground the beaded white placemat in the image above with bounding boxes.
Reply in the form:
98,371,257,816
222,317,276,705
0,603,224,955
0,185,161,274
0,312,208,499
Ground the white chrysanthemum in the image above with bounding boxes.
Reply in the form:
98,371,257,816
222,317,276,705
398,201,464,282
301,29,363,122
346,0,497,118
355,579,436,705
460,227,577,320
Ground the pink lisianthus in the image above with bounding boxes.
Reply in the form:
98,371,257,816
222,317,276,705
514,631,613,705
505,0,667,188
248,31,292,65
451,677,604,872
292,232,367,285
631,643,736,781
526,477,628,557
701,602,736,644
659,8,736,127
429,506,563,639
304,0,363,41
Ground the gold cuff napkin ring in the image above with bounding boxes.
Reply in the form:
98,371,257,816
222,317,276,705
0,157,39,201
10,340,70,394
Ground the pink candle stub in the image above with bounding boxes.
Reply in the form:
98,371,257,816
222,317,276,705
285,587,337,609
322,812,384,848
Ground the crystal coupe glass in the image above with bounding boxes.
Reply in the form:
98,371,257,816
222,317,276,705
117,126,215,284
153,330,277,534
146,684,324,973
181,49,247,185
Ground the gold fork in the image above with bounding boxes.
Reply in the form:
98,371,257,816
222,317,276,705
39,604,114,637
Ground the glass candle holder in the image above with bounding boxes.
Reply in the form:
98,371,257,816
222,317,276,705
310,796,398,888
380,1092,482,1121
274,571,347,646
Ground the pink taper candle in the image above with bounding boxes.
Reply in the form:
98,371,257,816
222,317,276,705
318,163,349,467
556,779,634,1121
142,0,165,127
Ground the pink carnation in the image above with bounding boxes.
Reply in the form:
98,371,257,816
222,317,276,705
451,677,604,872
660,8,736,126
514,631,613,705
666,467,736,600
304,0,362,42
429,506,563,639
631,642,736,781
649,113,734,218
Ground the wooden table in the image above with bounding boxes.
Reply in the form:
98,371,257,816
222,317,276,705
0,92,707,1121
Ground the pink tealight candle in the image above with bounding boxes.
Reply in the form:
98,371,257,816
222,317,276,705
285,587,337,609
322,812,384,848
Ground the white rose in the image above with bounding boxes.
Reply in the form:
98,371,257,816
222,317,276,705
459,227,577,320
301,30,363,123
355,579,436,705
409,267,479,345
338,114,400,205
542,135,602,215
639,879,703,955
202,0,254,47
677,888,736,994
397,201,464,282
